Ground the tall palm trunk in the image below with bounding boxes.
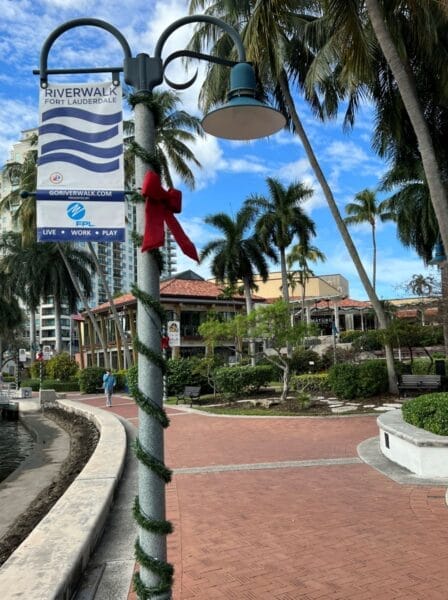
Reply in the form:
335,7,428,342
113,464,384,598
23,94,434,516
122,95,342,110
301,273,307,324
280,249,293,358
280,249,290,304
440,265,448,356
57,244,110,369
372,223,377,291
365,0,448,256
87,242,132,368
243,277,256,366
279,69,397,394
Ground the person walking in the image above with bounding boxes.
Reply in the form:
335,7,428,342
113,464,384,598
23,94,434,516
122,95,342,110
103,369,116,407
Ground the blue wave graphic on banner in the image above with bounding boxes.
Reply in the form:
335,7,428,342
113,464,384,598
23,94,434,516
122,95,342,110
41,139,123,159
42,107,122,125
39,124,119,143
38,153,119,173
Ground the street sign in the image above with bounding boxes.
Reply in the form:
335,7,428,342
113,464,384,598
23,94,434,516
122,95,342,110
167,321,180,347
18,349,27,362
43,345,52,360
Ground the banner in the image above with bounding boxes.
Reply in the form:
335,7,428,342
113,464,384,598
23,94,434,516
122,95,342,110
36,81,125,242
167,321,181,347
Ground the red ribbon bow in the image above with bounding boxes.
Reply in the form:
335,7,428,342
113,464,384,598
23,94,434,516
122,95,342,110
141,171,199,262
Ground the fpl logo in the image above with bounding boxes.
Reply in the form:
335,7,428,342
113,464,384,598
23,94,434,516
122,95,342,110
67,202,92,226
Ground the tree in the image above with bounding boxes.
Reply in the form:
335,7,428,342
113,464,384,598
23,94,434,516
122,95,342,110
247,177,315,304
363,0,448,267
124,89,204,190
0,271,23,369
187,0,398,393
201,205,271,365
201,205,272,314
200,300,318,401
344,188,393,291
0,237,95,354
287,243,326,323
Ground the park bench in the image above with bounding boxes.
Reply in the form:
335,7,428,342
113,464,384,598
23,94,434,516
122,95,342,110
176,385,201,407
397,374,441,398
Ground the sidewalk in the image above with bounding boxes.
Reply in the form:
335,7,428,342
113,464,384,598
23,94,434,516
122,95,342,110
74,393,448,600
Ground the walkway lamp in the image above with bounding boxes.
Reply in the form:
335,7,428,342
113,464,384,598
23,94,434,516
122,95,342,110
35,15,285,598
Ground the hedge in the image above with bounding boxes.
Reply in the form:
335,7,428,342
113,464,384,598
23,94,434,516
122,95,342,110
402,393,448,436
214,364,274,397
327,360,388,399
20,378,80,392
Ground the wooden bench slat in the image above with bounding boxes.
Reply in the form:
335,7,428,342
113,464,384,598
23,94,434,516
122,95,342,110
176,386,201,407
397,374,441,396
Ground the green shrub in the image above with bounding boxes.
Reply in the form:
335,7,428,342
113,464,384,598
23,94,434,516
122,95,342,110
290,348,321,374
291,373,330,394
79,367,104,393
45,353,79,380
328,360,389,400
402,393,448,435
30,361,47,379
351,330,384,352
327,363,359,399
127,364,138,396
339,330,365,343
411,358,433,374
357,360,388,397
214,365,274,397
20,378,80,392
113,369,128,391
20,379,40,391
417,325,444,347
166,357,204,395
328,360,388,399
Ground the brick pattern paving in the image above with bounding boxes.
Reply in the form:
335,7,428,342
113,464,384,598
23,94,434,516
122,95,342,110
70,395,448,599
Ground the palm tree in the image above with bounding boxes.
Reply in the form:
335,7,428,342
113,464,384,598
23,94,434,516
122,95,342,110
363,0,448,262
187,0,399,393
344,189,393,291
287,243,326,323
0,237,95,354
0,271,23,369
124,89,204,190
380,164,448,353
200,205,271,364
0,231,47,352
246,177,315,305
56,243,111,369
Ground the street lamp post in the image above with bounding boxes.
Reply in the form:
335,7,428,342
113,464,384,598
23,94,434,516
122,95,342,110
36,15,284,598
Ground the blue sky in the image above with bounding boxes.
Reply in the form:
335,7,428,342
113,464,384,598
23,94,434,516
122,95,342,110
0,0,436,301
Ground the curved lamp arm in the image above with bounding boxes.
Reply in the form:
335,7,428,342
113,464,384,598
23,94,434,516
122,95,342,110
154,14,246,62
36,18,132,88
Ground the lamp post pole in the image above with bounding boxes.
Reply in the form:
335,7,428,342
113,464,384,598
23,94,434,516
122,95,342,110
36,15,284,598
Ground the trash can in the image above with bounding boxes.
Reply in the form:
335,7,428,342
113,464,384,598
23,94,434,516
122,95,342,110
435,359,446,376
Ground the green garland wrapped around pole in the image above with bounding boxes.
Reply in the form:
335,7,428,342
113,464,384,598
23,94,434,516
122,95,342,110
35,15,284,598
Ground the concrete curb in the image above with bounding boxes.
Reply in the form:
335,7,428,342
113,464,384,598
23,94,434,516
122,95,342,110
0,399,127,600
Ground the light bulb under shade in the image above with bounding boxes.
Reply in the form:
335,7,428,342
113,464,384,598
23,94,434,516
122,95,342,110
201,96,286,141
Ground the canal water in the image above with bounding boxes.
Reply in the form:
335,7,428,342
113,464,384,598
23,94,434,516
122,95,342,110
0,419,35,483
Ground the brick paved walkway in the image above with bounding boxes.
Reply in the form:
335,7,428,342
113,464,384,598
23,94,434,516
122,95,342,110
74,394,448,600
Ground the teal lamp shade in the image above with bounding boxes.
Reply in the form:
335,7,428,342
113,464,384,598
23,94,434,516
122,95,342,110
429,239,447,265
201,62,286,140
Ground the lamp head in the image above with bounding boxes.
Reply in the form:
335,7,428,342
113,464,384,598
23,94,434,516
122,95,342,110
201,62,286,140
